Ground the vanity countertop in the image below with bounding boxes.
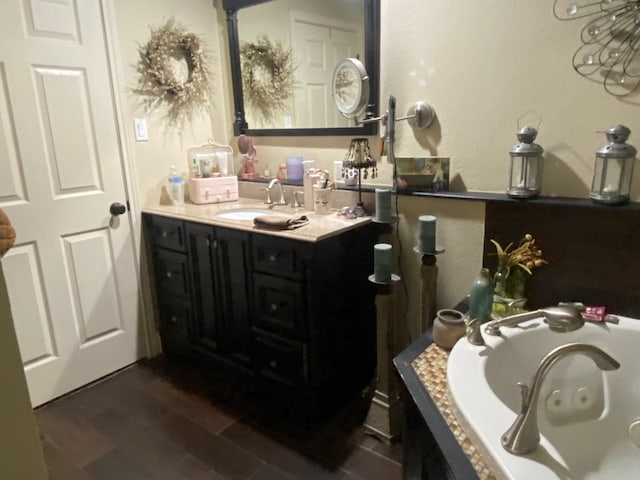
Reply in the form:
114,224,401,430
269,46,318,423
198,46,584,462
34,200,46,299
142,198,373,242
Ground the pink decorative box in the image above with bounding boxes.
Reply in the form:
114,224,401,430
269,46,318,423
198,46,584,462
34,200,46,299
188,176,239,204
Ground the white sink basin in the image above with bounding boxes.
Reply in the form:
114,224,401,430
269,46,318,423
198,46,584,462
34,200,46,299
215,208,275,221
447,314,640,479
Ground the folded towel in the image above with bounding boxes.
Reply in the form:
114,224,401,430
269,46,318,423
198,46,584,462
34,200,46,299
254,214,309,230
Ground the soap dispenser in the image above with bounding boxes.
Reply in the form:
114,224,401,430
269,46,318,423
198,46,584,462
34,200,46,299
469,268,494,323
303,160,321,208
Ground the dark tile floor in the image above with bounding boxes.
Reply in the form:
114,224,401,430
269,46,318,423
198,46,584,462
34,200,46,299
35,357,403,480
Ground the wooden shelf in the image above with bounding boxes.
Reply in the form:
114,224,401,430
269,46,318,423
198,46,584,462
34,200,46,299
410,190,640,210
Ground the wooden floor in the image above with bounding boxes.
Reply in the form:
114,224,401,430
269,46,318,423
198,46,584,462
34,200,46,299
35,357,403,480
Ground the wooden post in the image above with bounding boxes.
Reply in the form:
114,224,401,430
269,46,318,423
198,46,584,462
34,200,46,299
420,254,438,332
364,274,403,444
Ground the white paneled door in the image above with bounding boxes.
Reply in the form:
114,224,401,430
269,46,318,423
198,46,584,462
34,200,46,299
291,12,360,128
0,0,143,406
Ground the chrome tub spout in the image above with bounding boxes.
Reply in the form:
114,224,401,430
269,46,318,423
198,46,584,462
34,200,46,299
502,343,620,455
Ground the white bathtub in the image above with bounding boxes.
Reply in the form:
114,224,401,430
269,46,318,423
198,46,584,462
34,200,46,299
447,315,640,479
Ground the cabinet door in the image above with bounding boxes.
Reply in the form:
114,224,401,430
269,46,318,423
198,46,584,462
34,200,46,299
157,297,192,353
153,250,190,300
215,227,252,366
186,223,222,353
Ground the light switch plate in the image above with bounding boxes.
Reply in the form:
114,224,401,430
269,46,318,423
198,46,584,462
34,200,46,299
133,118,148,141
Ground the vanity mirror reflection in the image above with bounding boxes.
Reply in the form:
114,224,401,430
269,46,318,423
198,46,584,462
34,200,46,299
223,0,380,136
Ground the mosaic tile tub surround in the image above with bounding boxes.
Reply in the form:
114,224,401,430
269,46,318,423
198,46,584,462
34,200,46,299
411,344,498,480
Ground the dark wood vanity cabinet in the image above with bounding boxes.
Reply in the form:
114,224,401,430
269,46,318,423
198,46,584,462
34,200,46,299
185,222,253,367
144,213,377,418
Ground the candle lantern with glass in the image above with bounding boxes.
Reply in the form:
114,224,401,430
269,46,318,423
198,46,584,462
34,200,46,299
507,126,544,199
590,125,636,206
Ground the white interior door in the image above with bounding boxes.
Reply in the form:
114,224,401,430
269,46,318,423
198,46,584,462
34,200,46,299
291,13,361,128
0,0,143,407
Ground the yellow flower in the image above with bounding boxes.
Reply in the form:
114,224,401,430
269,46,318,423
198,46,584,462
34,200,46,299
491,233,548,275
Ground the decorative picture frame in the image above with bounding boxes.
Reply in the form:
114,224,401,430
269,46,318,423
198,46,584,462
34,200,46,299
395,157,450,192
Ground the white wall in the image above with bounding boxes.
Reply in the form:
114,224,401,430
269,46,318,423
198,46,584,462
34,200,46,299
111,0,231,206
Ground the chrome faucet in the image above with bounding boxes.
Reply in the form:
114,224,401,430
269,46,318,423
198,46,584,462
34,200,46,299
502,343,619,455
264,178,287,206
485,305,585,336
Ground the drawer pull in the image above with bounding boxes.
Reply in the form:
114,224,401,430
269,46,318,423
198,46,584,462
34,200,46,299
166,271,173,278
170,316,178,323
161,231,168,237
269,360,278,369
268,253,277,262
270,303,278,312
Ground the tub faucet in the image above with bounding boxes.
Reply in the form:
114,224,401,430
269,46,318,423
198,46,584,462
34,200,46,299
502,343,619,455
264,178,287,206
485,305,585,336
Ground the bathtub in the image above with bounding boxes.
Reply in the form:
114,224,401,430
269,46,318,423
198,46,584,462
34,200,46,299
447,315,640,479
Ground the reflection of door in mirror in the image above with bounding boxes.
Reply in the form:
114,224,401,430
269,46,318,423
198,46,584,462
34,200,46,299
238,0,364,130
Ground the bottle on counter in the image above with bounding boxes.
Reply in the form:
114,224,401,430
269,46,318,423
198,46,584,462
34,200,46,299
168,165,184,206
468,267,494,323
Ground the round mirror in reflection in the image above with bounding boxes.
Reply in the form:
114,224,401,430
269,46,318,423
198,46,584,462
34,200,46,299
332,58,370,119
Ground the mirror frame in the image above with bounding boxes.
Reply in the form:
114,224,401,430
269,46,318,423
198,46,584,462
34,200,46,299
222,0,380,136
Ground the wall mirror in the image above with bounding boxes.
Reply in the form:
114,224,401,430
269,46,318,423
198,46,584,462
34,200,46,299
223,0,380,136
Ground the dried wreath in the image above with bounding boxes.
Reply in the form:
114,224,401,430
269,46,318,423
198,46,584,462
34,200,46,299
240,35,295,123
133,18,211,128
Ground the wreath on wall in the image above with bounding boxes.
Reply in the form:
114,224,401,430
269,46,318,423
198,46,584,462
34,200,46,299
133,18,211,128
240,35,295,123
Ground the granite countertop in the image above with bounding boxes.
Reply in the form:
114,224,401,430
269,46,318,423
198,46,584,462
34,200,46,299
142,198,372,242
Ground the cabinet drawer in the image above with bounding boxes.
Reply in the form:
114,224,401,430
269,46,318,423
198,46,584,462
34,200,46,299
158,297,191,350
154,249,190,299
253,274,304,337
252,235,303,280
153,217,186,252
252,328,306,386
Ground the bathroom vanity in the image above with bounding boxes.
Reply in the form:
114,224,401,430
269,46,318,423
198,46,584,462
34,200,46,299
142,200,378,419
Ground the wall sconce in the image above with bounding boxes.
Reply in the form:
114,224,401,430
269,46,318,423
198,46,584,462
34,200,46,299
507,126,544,199
590,125,636,205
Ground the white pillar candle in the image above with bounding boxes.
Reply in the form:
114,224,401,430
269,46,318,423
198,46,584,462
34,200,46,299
374,243,392,283
418,215,436,253
375,188,392,223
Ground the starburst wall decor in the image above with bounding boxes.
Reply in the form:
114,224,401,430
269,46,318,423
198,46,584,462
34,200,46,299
553,0,640,96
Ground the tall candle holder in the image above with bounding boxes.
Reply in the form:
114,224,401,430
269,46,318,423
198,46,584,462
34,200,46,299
414,215,445,333
365,272,402,444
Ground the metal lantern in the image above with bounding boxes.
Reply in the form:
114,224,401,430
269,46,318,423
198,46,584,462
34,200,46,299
590,125,636,205
508,126,544,199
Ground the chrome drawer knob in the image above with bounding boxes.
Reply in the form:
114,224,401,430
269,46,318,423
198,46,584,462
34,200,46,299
170,316,177,323
162,231,168,237
166,271,173,278
268,254,277,262
269,360,278,368
270,303,278,311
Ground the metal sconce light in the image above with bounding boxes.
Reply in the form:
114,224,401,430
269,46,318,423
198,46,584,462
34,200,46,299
507,126,544,199
590,125,636,205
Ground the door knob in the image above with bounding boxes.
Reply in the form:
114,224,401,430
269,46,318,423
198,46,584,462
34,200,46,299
110,202,127,216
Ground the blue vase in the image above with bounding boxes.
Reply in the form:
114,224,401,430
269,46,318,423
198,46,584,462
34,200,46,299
469,268,494,323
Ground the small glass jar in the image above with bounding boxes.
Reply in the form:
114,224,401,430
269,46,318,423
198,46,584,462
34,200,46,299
432,309,466,350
